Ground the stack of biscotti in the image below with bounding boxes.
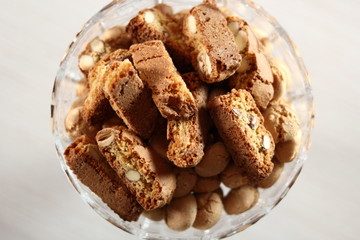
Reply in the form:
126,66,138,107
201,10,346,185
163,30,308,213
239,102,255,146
63,0,301,231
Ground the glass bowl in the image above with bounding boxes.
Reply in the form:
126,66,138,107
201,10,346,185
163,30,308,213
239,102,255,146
51,0,314,239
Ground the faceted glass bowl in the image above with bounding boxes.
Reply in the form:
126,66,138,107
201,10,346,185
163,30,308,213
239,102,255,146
51,0,314,239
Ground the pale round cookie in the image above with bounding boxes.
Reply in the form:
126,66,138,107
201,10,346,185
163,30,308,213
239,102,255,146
193,192,223,230
192,175,220,193
223,185,259,215
142,207,165,221
195,142,230,177
165,194,197,231
173,168,198,198
258,160,284,188
220,162,250,189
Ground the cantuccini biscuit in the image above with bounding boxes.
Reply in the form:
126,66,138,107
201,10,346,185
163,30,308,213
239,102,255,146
78,37,113,75
64,135,142,221
102,59,159,139
208,89,275,182
182,2,241,83
96,127,176,210
101,26,132,50
263,101,300,144
226,16,259,55
65,96,100,139
167,73,207,167
127,6,193,72
130,40,197,120
229,52,274,110
250,26,273,56
82,49,131,125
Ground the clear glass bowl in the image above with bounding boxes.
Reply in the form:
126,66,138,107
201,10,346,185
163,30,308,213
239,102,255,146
51,0,314,239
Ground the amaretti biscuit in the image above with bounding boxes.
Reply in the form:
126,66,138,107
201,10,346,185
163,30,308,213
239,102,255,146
258,160,284,188
229,52,274,110
130,40,197,120
165,194,197,231
82,49,131,124
167,73,207,167
102,59,159,139
223,185,259,215
96,127,176,210
195,142,230,177
127,6,193,72
208,89,275,182
269,58,292,103
173,168,198,198
193,191,223,230
64,135,142,221
142,207,165,221
220,162,250,189
263,101,300,144
182,2,242,83
78,37,112,74
192,175,220,193
227,16,259,55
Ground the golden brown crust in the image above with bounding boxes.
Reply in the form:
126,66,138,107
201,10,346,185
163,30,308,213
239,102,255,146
220,162,250,188
208,89,275,182
165,194,197,231
64,135,142,221
192,192,223,230
127,7,193,73
183,3,241,83
229,52,274,110
96,127,176,210
223,185,259,215
102,59,159,139
192,175,220,193
130,40,197,120
82,49,132,125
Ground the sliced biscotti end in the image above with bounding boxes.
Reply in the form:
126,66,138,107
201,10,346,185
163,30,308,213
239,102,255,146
182,2,241,83
64,135,143,221
102,59,159,139
208,89,275,182
130,40,197,120
229,52,274,110
96,127,176,210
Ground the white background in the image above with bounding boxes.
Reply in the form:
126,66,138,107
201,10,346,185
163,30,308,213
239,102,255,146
0,0,359,239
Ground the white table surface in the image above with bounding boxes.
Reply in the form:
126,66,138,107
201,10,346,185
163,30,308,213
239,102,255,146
1,0,359,239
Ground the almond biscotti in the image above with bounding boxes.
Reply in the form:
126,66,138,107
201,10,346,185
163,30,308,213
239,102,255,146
96,127,176,210
208,89,275,182
182,2,242,83
64,135,142,221
102,59,159,139
82,49,131,125
166,72,208,167
130,40,197,120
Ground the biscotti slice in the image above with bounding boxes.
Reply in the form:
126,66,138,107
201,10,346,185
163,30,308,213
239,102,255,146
102,59,158,139
82,49,131,125
64,135,142,221
208,89,275,182
226,16,259,55
182,2,242,83
78,37,113,75
101,26,132,50
166,73,207,167
96,127,176,210
229,52,274,110
130,40,197,120
127,6,192,73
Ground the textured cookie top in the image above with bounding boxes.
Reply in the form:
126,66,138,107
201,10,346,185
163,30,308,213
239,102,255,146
130,40,197,120
183,3,241,83
64,135,143,221
96,127,176,210
208,89,275,182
